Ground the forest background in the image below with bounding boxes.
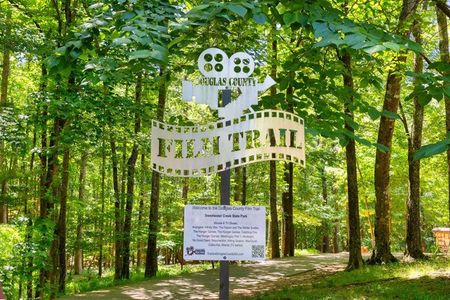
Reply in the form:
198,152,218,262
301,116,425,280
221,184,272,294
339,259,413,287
0,0,449,299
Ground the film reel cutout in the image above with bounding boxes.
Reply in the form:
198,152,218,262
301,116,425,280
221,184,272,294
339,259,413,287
198,48,229,78
229,52,254,78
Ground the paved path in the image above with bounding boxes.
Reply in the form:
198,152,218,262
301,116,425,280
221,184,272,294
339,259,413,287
62,253,350,300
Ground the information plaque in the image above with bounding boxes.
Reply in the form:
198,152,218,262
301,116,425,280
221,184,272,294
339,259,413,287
183,205,266,261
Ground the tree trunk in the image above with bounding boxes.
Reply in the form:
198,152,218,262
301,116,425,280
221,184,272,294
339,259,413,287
320,167,330,253
1,9,11,105
111,137,123,280
122,74,142,279
0,9,12,224
371,0,419,264
137,154,146,269
339,50,363,270
75,152,88,275
99,141,106,277
234,167,241,204
269,27,280,259
182,177,189,204
282,161,294,256
145,68,167,278
37,117,65,299
436,1,450,226
282,81,295,257
242,167,247,205
405,21,426,260
58,148,70,294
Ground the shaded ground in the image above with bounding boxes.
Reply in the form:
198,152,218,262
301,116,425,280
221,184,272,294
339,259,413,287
61,253,350,299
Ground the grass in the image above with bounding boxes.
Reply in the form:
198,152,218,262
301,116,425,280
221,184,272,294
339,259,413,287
254,256,450,300
65,263,212,296
294,248,321,256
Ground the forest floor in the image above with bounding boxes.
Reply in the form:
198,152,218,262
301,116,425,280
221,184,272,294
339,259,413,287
61,253,450,300
61,252,350,299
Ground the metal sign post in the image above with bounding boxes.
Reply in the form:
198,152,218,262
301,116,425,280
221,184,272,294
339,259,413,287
219,89,231,300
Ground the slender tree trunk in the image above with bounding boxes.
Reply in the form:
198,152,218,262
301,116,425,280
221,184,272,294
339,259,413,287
282,82,295,257
404,21,426,260
234,167,241,203
436,1,450,225
99,140,106,277
269,27,280,259
75,152,88,275
145,68,167,278
339,50,363,270
137,154,146,269
182,177,189,204
371,0,419,264
0,9,12,224
122,74,142,279
242,167,247,205
320,167,330,253
111,137,123,280
57,148,70,294
37,116,65,299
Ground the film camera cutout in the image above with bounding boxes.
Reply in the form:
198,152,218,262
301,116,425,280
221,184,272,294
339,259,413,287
197,48,255,79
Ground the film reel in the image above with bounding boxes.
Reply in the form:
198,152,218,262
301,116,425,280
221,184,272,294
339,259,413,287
229,52,254,78
198,48,229,78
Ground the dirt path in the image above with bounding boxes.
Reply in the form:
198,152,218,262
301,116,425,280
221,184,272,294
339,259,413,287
61,253,350,300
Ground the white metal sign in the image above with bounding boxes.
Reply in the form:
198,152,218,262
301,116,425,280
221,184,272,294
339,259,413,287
151,110,304,177
150,47,305,176
183,205,266,261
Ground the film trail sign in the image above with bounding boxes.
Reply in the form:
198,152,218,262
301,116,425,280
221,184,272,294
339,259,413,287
149,47,305,300
151,48,305,176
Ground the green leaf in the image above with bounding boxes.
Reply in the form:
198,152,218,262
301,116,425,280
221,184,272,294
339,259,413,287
344,34,366,47
414,139,450,160
374,143,389,153
112,37,132,46
382,41,401,51
367,107,381,120
283,13,295,26
227,4,247,17
150,44,169,63
168,36,186,49
253,13,266,24
364,44,385,54
128,49,152,60
381,110,399,119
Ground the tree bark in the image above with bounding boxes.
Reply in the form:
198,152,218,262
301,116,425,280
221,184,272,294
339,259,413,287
111,137,123,280
242,166,247,205
404,21,426,260
320,167,330,253
339,50,363,270
282,83,295,257
234,167,241,204
122,74,142,279
145,68,167,278
269,27,280,259
436,1,450,226
57,148,70,294
74,151,88,275
282,161,294,257
1,9,11,105
0,9,12,223
371,0,419,264
137,153,146,269
99,141,106,277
